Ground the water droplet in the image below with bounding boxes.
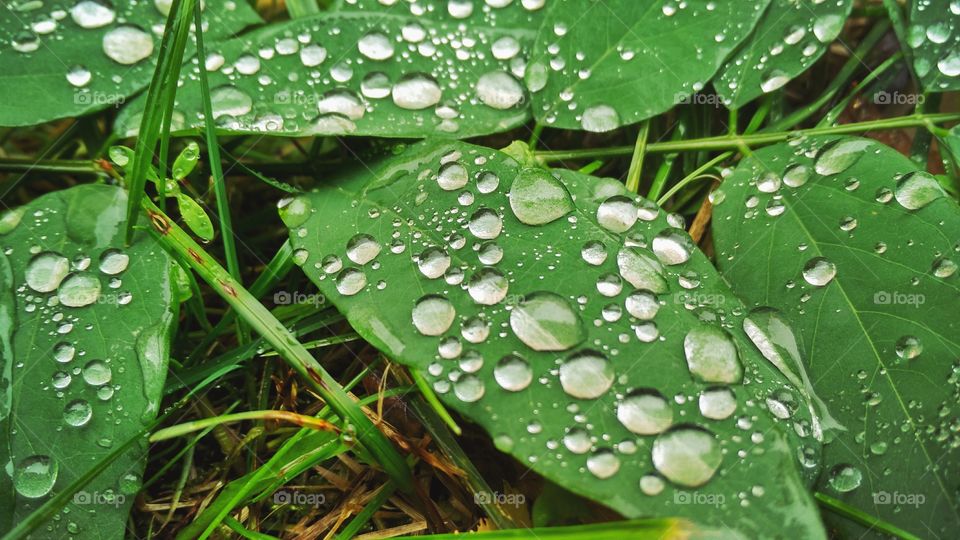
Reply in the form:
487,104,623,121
58,273,101,307
412,295,455,336
476,71,524,109
98,249,129,275
14,455,58,499
827,464,862,492
510,292,585,351
581,240,607,265
617,390,673,434
698,387,737,420
82,360,111,386
597,196,637,232
468,267,508,305
392,73,442,110
802,257,836,287
346,233,381,265
300,43,327,66
895,335,922,359
683,326,743,384
814,139,871,176
625,290,659,320
417,247,451,279
66,65,92,87
335,267,367,295
25,252,70,293
494,354,533,391
509,168,573,225
476,171,500,193
640,474,665,495
652,427,722,487
617,248,668,293
71,0,115,28
652,228,693,265
438,162,468,190
559,350,614,399
586,449,620,479
102,25,154,65
64,399,93,427
454,374,485,402
894,171,946,210
760,69,790,93
581,104,620,133
468,208,503,239
563,428,592,454
358,32,394,60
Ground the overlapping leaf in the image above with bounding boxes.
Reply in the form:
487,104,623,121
117,3,547,138
0,184,177,538
280,139,827,538
714,0,852,108
712,136,960,538
903,0,960,91
0,0,261,126
526,0,769,132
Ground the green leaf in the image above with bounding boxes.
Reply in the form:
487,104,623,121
172,141,200,180
0,184,177,537
117,4,546,139
712,135,960,538
714,0,853,108
280,139,827,538
904,0,960,92
526,0,770,132
0,1,261,126
175,192,214,241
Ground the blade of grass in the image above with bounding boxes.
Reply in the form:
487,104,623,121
193,1,240,283
150,411,340,442
140,199,413,494
124,0,197,244
625,120,650,192
815,492,921,540
405,519,702,539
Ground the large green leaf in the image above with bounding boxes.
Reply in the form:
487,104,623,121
712,136,960,538
117,3,546,138
526,0,769,132
904,0,960,92
279,139,827,538
0,0,261,126
714,0,853,108
0,184,178,538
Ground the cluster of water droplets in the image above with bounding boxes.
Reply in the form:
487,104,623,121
908,0,960,86
284,142,828,502
0,194,154,528
127,0,548,136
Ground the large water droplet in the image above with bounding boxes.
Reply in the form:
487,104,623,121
508,168,573,225
624,290,659,320
417,247,451,279
814,139,872,176
494,354,533,391
652,228,693,265
468,208,503,240
828,464,862,492
651,427,722,487
581,104,620,133
510,292,585,351
802,257,836,287
58,273,101,307
698,387,737,420
617,248,668,293
468,267,508,305
358,32,394,60
98,249,129,275
454,374,485,402
476,71,525,109
412,295,456,336
64,399,93,427
71,0,115,28
438,162,468,191
14,455,58,499
894,171,946,210
617,390,673,434
392,74,442,110
586,449,620,479
683,326,743,384
597,196,637,232
102,25,154,65
346,233,381,265
559,350,614,399
25,252,70,293
335,268,367,295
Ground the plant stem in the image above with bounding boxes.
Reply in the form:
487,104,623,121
140,198,413,493
150,410,338,441
0,158,99,175
625,120,650,192
814,492,921,540
535,112,960,161
657,152,729,206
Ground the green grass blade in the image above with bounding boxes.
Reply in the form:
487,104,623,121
140,199,413,494
124,0,197,244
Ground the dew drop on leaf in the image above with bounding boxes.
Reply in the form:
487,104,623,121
14,455,58,499
617,390,673,434
411,295,456,336
559,350,614,399
25,251,70,293
651,427,722,487
494,354,533,391
683,325,743,384
508,168,573,225
801,256,836,287
509,292,585,351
